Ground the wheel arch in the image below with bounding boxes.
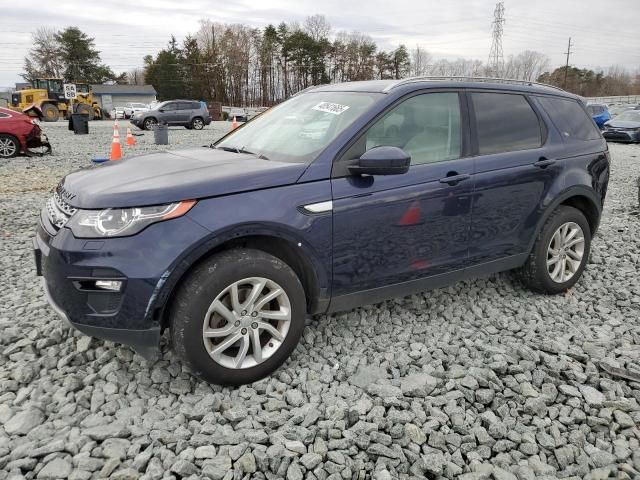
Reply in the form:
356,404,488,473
156,230,329,332
528,186,602,253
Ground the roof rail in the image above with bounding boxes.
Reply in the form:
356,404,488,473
383,76,566,93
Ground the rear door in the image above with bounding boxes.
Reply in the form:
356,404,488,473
467,91,561,266
176,102,193,124
330,91,475,301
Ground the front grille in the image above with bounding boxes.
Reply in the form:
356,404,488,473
46,191,77,231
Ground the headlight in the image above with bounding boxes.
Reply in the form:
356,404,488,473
66,200,196,238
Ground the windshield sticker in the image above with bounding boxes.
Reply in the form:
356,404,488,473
312,102,350,115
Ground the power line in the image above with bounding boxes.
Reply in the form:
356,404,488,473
488,1,505,77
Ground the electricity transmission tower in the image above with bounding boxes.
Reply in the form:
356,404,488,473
488,1,505,77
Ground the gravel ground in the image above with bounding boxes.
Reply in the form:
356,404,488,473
1,121,639,480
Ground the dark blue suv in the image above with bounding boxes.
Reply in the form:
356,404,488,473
35,78,609,385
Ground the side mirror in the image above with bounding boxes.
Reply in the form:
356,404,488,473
158,109,164,113
348,146,411,176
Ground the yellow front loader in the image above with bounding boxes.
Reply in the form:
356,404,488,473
9,79,102,122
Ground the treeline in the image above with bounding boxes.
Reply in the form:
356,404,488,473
21,18,640,104
137,16,558,105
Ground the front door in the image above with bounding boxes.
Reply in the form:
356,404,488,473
160,102,179,124
330,91,474,301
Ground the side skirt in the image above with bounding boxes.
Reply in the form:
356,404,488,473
327,253,528,314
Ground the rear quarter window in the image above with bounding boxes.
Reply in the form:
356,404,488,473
472,92,543,155
538,97,601,141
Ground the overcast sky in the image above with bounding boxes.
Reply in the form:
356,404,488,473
0,0,638,87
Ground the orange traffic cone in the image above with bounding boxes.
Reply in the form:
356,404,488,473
231,116,238,130
110,126,122,160
126,127,136,146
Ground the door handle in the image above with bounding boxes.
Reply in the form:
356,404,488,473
439,173,470,185
533,157,556,168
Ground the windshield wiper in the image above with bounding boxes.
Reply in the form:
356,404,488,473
216,145,269,160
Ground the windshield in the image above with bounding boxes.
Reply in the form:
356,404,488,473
616,111,640,123
216,91,382,163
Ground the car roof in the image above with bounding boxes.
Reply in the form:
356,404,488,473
305,76,577,99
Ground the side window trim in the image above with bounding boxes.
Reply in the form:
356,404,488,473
331,89,469,178
468,90,547,156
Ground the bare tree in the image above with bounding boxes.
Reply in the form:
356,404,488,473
126,68,146,85
411,45,432,76
304,14,331,42
22,27,63,81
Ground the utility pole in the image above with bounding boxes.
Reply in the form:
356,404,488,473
488,2,505,77
563,37,573,88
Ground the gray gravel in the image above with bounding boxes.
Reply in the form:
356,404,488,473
1,121,640,479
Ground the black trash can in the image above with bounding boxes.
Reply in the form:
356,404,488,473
154,123,169,145
69,113,89,135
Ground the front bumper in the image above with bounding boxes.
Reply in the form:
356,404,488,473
35,208,210,358
603,129,640,143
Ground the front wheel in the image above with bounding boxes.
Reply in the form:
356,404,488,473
170,249,306,385
143,118,157,130
518,206,591,294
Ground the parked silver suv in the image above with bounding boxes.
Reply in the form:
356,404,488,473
131,100,211,130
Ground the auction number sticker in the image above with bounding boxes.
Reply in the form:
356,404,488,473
312,102,350,115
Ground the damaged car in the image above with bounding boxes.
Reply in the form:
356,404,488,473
0,107,51,158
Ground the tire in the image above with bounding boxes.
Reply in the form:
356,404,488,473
170,249,306,385
191,117,204,130
0,134,20,158
75,103,94,120
517,206,591,294
41,103,60,122
143,117,157,130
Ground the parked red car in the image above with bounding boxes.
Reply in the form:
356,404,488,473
0,107,50,158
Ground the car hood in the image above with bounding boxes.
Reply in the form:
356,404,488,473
59,148,308,209
605,119,640,129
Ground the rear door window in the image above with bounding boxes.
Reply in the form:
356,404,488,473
472,92,543,155
538,97,601,141
178,102,193,110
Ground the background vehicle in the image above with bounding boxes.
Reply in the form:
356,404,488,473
123,102,148,118
229,108,248,122
37,78,609,385
10,79,102,122
603,110,640,142
110,107,126,120
609,104,638,118
0,107,50,158
130,100,211,130
586,103,611,128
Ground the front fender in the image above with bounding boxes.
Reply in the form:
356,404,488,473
149,181,333,322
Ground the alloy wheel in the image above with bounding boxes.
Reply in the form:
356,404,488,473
202,277,291,369
546,221,585,283
0,138,17,157
193,119,204,130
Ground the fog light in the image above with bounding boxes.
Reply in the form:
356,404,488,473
95,280,123,291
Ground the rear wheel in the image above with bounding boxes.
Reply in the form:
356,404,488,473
0,134,19,158
41,103,60,122
518,206,591,294
170,249,306,385
191,117,204,130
